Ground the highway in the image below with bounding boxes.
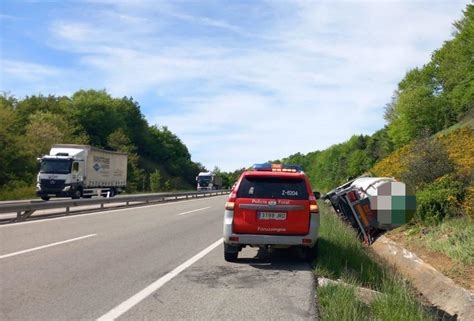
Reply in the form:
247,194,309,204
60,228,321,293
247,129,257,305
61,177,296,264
0,195,316,320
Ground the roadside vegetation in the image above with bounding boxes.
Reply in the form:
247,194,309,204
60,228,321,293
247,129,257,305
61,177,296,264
316,204,433,321
277,4,473,194
0,90,207,200
270,3,474,290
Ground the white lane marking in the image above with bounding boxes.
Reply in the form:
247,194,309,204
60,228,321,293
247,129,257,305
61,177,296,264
96,238,223,321
177,206,211,216
0,234,97,259
0,195,228,228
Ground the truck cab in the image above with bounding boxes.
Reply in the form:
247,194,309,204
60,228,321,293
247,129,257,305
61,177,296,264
37,148,86,200
196,172,222,191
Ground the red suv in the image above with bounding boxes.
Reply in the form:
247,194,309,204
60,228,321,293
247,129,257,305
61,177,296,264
223,163,320,262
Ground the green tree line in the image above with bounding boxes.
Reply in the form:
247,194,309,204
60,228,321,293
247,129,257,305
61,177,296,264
275,4,473,193
0,89,206,198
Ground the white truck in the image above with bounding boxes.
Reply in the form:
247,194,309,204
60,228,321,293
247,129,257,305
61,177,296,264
196,172,223,191
36,144,128,200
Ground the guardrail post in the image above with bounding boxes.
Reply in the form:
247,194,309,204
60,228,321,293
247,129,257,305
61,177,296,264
66,207,70,215
16,210,35,222
101,203,104,209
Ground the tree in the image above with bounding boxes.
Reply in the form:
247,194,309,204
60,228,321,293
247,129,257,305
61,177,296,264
386,5,474,147
150,170,162,192
24,112,88,158
70,90,124,148
107,128,142,193
0,96,34,186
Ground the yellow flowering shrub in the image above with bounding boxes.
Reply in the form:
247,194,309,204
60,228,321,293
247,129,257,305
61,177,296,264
371,127,473,180
370,144,411,179
371,126,473,221
462,184,474,219
437,127,474,177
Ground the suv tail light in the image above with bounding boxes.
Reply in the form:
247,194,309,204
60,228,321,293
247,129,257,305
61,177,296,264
225,192,237,210
309,195,319,213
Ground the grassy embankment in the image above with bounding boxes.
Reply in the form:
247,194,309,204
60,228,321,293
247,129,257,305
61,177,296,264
315,204,433,321
371,121,474,289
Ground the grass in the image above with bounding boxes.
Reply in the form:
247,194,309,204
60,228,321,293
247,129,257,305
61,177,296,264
404,217,474,266
424,218,474,265
318,283,369,321
0,185,36,201
315,203,432,321
315,206,384,289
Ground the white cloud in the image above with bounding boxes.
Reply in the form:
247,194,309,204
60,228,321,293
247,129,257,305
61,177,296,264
2,0,469,170
0,59,60,82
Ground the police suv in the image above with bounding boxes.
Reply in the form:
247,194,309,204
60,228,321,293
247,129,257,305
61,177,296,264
223,163,320,262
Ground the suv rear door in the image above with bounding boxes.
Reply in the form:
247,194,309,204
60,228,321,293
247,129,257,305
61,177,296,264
233,174,310,235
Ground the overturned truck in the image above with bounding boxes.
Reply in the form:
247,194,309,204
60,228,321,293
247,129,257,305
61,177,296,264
324,177,416,244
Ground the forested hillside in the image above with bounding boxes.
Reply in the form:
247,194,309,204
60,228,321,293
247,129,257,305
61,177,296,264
0,90,205,199
279,4,473,195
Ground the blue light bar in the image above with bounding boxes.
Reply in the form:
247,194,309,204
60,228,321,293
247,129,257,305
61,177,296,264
251,163,303,172
252,163,272,171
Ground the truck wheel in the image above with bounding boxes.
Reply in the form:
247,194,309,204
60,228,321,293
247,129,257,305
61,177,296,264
71,188,82,199
109,188,116,197
41,196,50,201
224,243,239,262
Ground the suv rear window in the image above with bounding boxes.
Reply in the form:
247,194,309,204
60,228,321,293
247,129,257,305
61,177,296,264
237,176,309,200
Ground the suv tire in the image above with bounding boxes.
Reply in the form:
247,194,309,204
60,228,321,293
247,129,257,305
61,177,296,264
224,243,238,262
304,242,319,263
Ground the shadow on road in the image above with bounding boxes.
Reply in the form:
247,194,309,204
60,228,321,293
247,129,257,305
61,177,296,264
235,247,312,272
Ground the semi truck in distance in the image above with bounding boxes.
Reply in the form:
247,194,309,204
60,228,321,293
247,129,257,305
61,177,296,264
196,172,223,191
36,144,128,200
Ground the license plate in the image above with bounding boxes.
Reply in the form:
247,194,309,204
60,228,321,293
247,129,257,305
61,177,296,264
258,212,287,220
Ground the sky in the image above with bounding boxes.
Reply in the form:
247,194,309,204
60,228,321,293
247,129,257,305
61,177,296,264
0,0,470,171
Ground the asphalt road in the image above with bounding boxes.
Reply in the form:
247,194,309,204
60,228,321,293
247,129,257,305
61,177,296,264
0,195,316,320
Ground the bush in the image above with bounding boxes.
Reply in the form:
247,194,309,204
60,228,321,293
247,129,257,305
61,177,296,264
462,184,474,218
438,127,474,177
149,169,162,192
0,181,36,200
401,136,455,190
414,175,465,224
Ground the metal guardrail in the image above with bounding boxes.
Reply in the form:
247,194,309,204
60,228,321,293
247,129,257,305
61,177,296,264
0,190,230,222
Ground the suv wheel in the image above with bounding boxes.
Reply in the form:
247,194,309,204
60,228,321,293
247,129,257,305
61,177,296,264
41,196,50,201
303,242,319,263
224,243,239,262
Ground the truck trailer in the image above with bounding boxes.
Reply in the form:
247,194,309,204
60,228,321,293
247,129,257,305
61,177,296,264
196,172,223,191
36,144,127,200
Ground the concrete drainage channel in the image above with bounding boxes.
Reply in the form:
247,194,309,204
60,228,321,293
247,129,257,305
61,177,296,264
371,236,474,320
0,190,229,224
315,234,474,320
317,236,474,321
316,205,473,321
